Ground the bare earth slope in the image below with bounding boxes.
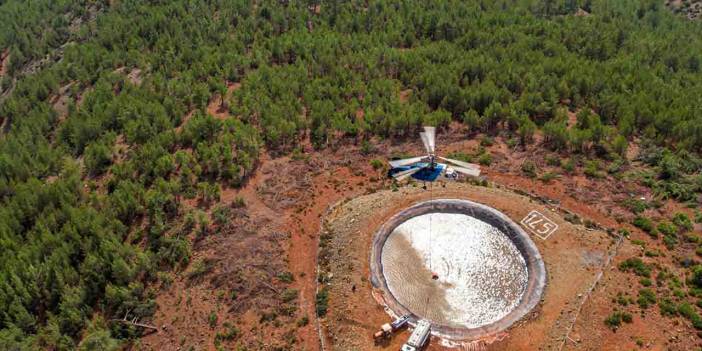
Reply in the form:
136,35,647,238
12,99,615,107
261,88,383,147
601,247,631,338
138,134,701,351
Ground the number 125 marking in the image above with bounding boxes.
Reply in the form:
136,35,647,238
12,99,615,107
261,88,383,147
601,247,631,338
521,210,558,240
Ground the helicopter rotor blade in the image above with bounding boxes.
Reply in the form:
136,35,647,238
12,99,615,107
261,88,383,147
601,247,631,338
424,126,436,154
393,166,425,181
419,132,431,154
388,156,427,168
437,156,480,170
451,165,481,177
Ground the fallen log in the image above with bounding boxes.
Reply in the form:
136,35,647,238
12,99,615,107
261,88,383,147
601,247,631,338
109,311,159,334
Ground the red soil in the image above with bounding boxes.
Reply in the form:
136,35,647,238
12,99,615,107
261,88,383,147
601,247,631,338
207,82,241,120
0,49,9,78
138,130,701,351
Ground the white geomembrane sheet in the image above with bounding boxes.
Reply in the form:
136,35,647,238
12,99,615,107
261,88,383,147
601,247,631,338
381,213,528,328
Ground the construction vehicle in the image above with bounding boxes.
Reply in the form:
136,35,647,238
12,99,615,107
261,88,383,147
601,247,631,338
373,314,411,341
374,323,393,341
401,319,431,351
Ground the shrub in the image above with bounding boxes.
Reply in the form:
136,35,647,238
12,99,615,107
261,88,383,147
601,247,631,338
315,288,329,317
678,302,697,319
677,302,702,329
685,233,701,243
158,272,173,289
154,155,175,178
277,271,294,283
612,135,628,156
584,219,597,229
259,310,277,323
561,158,575,173
215,322,240,342
584,160,603,178
463,110,480,131
691,265,702,288
84,139,114,176
446,152,473,162
480,136,494,146
644,249,660,257
276,307,294,320
77,321,121,351
637,288,656,308
478,153,492,166
360,140,373,155
624,198,648,214
212,205,231,226
197,182,221,205
657,221,678,236
196,211,210,238
659,298,678,317
632,216,657,237
208,311,218,328
281,288,298,303
232,196,246,208
619,258,652,277
521,161,537,178
672,212,693,231
616,293,633,306
186,259,214,281
0,76,10,91
607,158,625,174
604,311,633,329
663,235,678,250
640,278,653,287
658,152,681,180
693,316,702,330
545,155,560,166
157,236,191,268
291,147,308,161
564,213,581,224
539,172,558,182
673,289,686,298
622,312,633,323
629,238,644,247
370,159,384,170
656,271,669,285
183,213,196,233
297,315,309,327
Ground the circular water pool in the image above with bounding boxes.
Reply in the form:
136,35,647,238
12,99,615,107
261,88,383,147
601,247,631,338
370,199,546,340
381,212,528,328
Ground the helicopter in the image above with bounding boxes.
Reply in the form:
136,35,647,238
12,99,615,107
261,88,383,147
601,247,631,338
388,126,480,182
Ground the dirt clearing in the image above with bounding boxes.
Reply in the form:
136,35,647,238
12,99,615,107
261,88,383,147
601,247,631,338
318,182,615,350
137,132,701,351
207,81,241,120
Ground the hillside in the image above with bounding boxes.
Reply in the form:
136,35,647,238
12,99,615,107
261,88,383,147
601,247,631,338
1,0,702,350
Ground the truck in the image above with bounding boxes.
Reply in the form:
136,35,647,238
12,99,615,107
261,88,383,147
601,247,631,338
373,314,411,341
391,314,411,330
401,319,431,351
